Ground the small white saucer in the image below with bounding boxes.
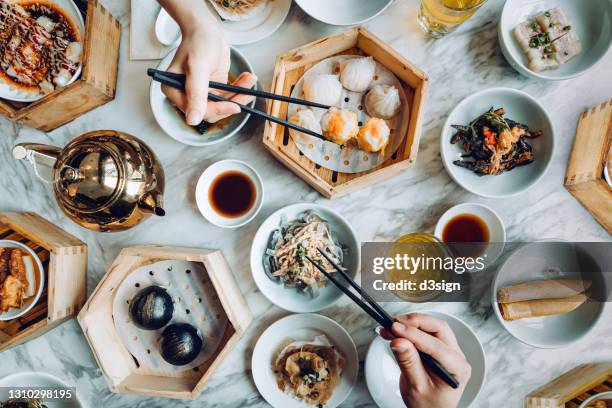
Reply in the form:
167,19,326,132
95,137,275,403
195,160,263,228
434,203,506,268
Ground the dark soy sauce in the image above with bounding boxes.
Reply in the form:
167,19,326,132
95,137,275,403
209,171,256,218
442,214,490,257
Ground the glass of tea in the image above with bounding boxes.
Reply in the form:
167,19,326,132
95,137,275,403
418,0,488,38
195,160,264,228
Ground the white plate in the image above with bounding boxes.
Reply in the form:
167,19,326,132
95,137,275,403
295,0,393,26
579,391,612,408
208,0,292,45
252,313,359,408
499,0,612,80
150,47,255,146
195,159,264,228
0,0,85,102
441,88,555,198
288,55,409,173
0,371,82,407
434,202,506,267
250,203,360,313
0,240,45,321
365,311,486,408
492,242,606,348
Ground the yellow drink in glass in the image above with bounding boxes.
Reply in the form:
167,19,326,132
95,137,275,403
418,0,488,38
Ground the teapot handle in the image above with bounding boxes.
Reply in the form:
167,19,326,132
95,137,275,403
12,144,61,184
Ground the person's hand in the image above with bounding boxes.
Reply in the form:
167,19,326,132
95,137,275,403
159,0,257,125
380,313,472,408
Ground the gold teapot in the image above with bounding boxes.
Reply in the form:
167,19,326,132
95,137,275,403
13,130,165,232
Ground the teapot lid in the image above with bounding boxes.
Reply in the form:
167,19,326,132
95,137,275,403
54,139,123,213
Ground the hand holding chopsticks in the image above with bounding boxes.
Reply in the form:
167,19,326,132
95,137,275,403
305,248,461,390
147,68,330,141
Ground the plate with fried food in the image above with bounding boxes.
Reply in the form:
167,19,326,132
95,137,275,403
0,240,45,321
252,313,358,408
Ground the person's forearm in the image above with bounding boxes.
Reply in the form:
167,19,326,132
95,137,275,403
158,0,219,34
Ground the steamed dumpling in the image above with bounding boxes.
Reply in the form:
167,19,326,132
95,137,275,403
357,118,390,153
365,84,401,119
288,109,322,138
339,56,376,92
321,107,359,145
302,74,342,106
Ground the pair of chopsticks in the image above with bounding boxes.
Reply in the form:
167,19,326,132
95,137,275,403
147,68,329,141
306,248,460,389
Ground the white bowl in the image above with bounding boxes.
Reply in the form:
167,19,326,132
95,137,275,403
579,391,612,408
195,160,264,228
492,242,606,348
441,88,555,198
150,47,255,146
250,203,360,313
252,313,359,408
0,371,82,407
0,240,45,321
295,0,393,26
499,0,612,80
434,202,506,267
365,310,486,408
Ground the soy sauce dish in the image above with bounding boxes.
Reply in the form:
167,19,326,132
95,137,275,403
195,160,264,228
435,203,505,267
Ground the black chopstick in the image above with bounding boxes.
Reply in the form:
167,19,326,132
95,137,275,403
305,254,460,390
148,70,328,142
147,68,331,110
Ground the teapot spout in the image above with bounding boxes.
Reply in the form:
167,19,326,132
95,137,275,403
139,192,166,217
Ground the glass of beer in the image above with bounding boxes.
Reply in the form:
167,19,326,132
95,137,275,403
418,0,488,38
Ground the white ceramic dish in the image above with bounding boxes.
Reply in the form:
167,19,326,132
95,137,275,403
579,391,612,408
250,203,360,313
441,88,555,198
0,371,82,407
492,242,606,348
295,0,393,26
207,0,292,45
0,240,45,321
0,0,85,102
252,313,359,408
195,160,264,228
150,47,255,146
155,8,181,47
365,310,486,408
434,202,506,267
499,0,612,80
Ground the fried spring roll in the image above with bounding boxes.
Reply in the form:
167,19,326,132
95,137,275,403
9,249,28,294
0,248,8,285
497,279,591,303
499,293,587,321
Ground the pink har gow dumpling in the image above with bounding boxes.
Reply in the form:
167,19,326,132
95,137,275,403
339,56,376,92
364,84,401,120
357,118,390,153
302,74,343,106
321,107,359,145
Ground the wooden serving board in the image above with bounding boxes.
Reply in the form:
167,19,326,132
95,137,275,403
564,99,612,234
525,363,612,407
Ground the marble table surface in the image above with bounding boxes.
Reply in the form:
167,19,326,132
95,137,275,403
0,0,610,407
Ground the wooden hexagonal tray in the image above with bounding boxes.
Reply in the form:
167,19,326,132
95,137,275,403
78,246,252,400
263,27,428,199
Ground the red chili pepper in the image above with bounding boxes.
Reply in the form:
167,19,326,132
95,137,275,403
483,126,496,146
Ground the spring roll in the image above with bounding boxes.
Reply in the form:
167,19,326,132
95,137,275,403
499,293,587,321
23,256,36,298
0,248,8,285
497,279,591,303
